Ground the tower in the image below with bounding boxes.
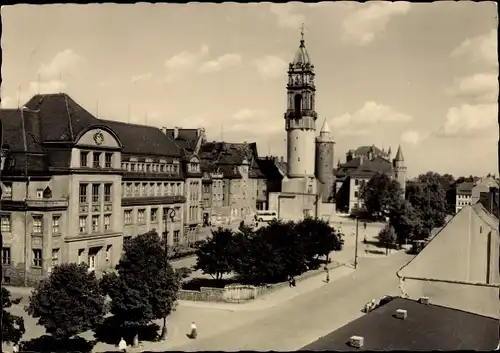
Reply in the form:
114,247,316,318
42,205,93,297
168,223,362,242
393,145,406,198
285,26,318,179
315,118,335,202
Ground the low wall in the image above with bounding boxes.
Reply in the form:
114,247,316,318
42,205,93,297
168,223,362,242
178,261,343,303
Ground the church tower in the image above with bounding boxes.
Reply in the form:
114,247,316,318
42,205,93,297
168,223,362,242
315,118,335,202
285,26,318,179
393,145,406,198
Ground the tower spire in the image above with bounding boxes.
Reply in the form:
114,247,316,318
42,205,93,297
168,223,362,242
300,23,305,46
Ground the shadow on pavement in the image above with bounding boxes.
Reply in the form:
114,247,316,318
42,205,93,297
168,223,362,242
93,316,160,346
20,335,96,353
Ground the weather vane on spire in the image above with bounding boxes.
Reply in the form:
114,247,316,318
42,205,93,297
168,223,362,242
300,23,305,41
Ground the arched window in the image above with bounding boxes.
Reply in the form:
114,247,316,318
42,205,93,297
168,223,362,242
294,94,302,115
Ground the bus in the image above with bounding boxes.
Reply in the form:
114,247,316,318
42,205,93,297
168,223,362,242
254,210,278,222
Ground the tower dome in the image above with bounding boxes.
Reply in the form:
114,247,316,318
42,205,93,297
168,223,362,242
291,25,312,66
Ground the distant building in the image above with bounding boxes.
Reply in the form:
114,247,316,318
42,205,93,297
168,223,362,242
198,141,265,225
334,145,406,213
0,94,204,286
455,181,474,213
256,156,287,211
455,176,499,213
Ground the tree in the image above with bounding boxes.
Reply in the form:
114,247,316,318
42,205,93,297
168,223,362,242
406,178,447,235
2,287,25,344
295,218,344,267
389,200,423,245
194,227,237,281
377,224,397,255
360,173,403,219
25,263,105,340
101,231,178,345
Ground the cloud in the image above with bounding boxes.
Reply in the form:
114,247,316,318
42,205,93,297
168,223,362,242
451,29,496,67
342,2,411,45
229,108,282,135
401,130,424,145
330,101,412,130
198,53,242,73
254,55,288,79
163,44,209,82
270,3,305,29
448,72,498,104
131,72,153,83
439,103,497,137
37,49,85,80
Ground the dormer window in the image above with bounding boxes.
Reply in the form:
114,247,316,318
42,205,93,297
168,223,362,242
93,152,101,168
80,151,89,167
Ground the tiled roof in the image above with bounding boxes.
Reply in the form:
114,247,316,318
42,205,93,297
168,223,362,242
347,157,393,179
456,181,474,194
24,93,100,142
257,157,285,180
165,128,199,154
101,119,182,157
200,141,264,179
302,297,499,351
354,145,383,156
0,108,48,174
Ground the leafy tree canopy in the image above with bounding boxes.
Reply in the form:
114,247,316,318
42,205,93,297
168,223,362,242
389,200,424,244
407,178,447,233
377,224,397,254
2,286,25,344
295,218,344,263
360,172,403,218
25,263,105,339
194,227,237,281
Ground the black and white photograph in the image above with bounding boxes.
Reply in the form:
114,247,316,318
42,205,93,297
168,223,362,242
0,2,498,352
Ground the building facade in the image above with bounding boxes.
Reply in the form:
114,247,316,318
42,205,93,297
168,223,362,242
0,94,203,286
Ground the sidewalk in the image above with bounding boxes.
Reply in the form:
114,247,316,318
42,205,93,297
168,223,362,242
177,264,355,312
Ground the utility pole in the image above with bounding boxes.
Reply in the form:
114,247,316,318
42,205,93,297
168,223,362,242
0,119,3,351
160,207,176,341
354,198,360,269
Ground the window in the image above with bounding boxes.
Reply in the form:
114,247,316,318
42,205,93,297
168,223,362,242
138,209,145,224
355,179,359,186
1,214,11,233
32,215,43,234
78,249,85,264
2,183,12,199
105,153,113,168
151,208,158,222
92,184,100,203
80,151,88,167
104,214,111,231
51,249,59,266
79,216,87,233
104,183,112,202
2,247,11,265
130,163,136,171
92,215,100,233
173,230,180,245
134,183,140,196
354,191,359,198
88,249,98,271
124,210,132,225
105,245,112,262
79,184,88,203
32,249,42,267
93,152,101,168
36,189,44,199
52,215,61,234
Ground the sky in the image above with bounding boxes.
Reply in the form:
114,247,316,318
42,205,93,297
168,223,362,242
1,2,498,178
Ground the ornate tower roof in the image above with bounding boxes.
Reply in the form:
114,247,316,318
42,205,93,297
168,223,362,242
317,118,334,143
291,24,312,66
320,118,330,134
394,145,404,162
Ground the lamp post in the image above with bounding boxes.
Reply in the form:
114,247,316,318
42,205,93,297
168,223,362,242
160,207,176,341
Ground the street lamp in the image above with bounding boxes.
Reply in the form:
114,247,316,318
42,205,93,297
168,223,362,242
160,206,176,341
354,198,360,269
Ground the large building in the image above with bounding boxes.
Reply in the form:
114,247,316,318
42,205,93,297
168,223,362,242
335,145,406,213
268,31,336,221
455,175,499,213
0,94,204,286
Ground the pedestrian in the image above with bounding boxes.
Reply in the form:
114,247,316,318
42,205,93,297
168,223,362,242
12,343,19,353
118,337,127,352
326,272,330,283
190,321,198,339
288,276,293,287
291,277,296,287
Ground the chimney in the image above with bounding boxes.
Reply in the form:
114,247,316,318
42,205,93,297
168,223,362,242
419,297,430,305
161,127,167,135
395,309,407,320
349,336,364,348
174,127,179,139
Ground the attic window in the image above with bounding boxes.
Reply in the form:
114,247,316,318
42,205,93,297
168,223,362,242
480,226,483,234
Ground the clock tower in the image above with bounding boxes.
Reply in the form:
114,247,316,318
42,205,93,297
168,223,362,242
285,26,318,179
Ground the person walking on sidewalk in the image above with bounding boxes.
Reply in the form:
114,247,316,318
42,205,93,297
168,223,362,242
324,266,330,283
189,321,198,339
118,337,127,352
